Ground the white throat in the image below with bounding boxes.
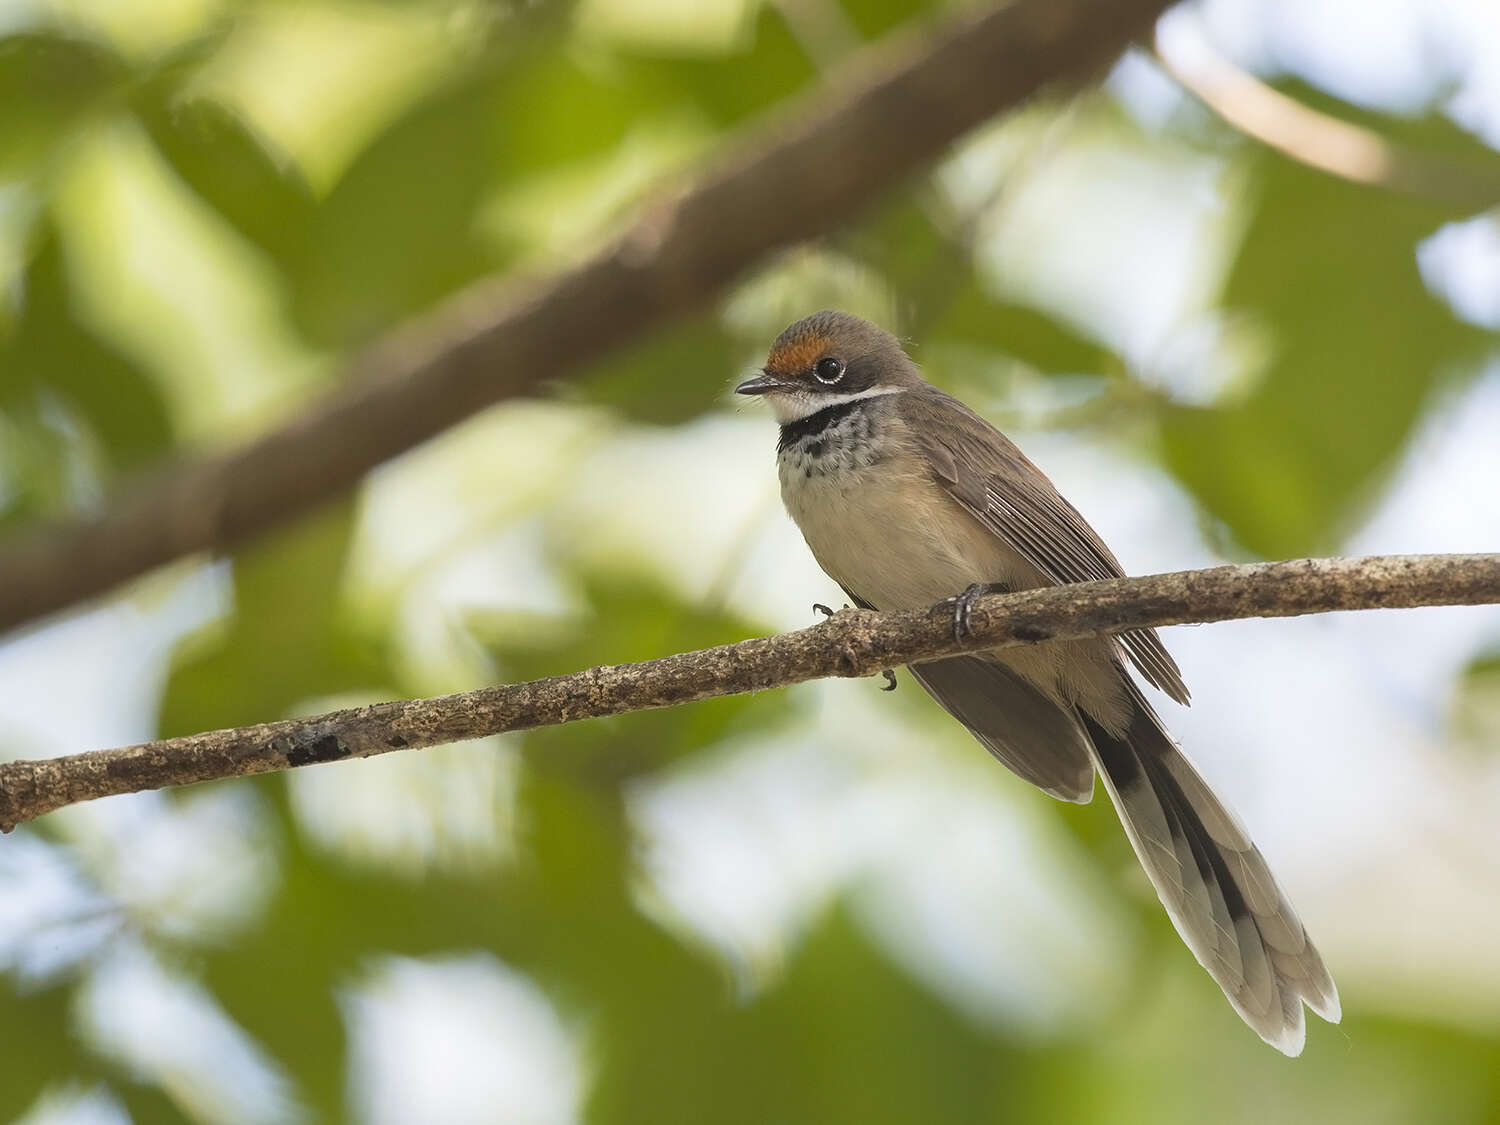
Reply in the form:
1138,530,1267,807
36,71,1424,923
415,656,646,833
765,386,904,425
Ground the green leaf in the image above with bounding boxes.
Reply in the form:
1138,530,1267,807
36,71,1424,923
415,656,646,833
840,192,950,295
574,314,747,425
136,96,317,271
0,224,173,476
497,47,663,173
616,6,816,127
201,784,518,1120
157,505,394,736
753,905,1009,1125
289,70,512,347
0,33,125,178
844,195,1119,381
1159,133,1493,557
587,902,1021,1125
475,572,796,782
513,768,748,1125
0,978,80,1120
1453,646,1500,753
932,283,1119,376
0,409,76,531
841,0,945,40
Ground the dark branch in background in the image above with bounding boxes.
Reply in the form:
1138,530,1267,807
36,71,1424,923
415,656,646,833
0,0,1174,636
3,553,1497,832
1155,19,1500,209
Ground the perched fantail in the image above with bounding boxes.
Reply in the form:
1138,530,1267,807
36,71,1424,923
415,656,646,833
738,310,1339,1054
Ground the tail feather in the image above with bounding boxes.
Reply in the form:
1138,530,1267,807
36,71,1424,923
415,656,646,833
1079,687,1339,1055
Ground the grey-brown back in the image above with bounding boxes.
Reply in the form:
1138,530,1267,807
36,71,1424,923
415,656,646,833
897,384,1190,705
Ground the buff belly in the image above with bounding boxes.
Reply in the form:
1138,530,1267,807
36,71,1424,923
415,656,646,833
777,447,1128,724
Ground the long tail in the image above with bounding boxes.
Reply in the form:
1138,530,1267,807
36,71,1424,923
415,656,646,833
1079,684,1340,1055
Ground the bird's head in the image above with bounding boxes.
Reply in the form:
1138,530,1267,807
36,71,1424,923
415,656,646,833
736,310,919,423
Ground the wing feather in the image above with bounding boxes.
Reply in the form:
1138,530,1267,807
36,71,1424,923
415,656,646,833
901,387,1190,705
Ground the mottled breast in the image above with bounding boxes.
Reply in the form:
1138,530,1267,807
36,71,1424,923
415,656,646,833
775,396,1039,611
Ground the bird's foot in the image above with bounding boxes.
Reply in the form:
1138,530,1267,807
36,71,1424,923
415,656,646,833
812,602,834,618
941,583,1000,644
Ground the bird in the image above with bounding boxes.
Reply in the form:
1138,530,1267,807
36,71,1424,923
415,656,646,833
736,309,1339,1055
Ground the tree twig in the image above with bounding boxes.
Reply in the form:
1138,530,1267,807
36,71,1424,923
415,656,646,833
0,0,1173,637
1154,17,1500,209
3,553,1496,832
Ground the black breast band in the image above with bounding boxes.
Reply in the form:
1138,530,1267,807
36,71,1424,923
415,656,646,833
777,399,863,453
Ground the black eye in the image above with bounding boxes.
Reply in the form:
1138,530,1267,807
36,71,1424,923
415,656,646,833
814,357,844,384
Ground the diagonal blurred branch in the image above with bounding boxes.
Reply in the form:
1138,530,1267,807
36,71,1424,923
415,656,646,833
0,0,1174,636
1155,19,1500,210
3,553,1497,831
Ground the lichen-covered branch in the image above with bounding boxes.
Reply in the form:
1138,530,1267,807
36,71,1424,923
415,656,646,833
3,553,1496,832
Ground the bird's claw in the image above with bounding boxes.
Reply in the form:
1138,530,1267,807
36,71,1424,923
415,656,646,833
813,602,834,618
943,583,992,644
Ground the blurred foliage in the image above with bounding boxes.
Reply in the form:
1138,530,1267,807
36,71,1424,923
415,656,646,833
138,93,318,275
2,0,1500,1123
1161,97,1496,556
577,314,755,424
158,504,396,737
0,33,125,177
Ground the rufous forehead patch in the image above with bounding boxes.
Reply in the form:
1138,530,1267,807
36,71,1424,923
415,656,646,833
764,332,831,376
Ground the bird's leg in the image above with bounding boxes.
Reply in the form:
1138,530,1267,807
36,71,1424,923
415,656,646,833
941,582,1005,643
